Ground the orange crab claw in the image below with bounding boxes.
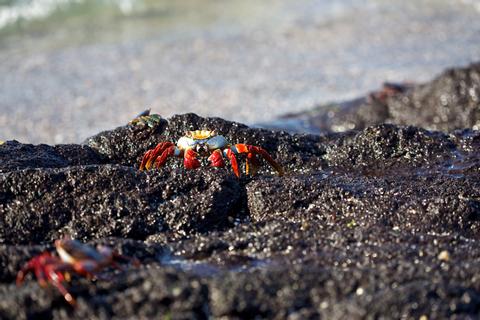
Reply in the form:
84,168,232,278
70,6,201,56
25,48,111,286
184,149,201,170
225,149,240,177
16,264,30,286
140,142,175,170
233,144,284,176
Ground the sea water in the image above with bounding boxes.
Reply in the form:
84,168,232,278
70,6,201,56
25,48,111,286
0,0,479,143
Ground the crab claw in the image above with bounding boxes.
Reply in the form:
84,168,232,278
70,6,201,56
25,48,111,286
184,149,201,170
232,144,284,176
46,267,76,306
208,149,226,168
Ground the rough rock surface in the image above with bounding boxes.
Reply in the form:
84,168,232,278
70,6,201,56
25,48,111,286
0,165,243,244
2,64,480,318
275,62,480,134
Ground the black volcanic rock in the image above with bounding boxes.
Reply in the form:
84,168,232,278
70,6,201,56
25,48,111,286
84,114,168,167
86,112,326,174
246,172,480,236
1,77,480,320
0,141,105,173
275,62,480,134
323,124,456,167
0,165,243,244
386,63,480,131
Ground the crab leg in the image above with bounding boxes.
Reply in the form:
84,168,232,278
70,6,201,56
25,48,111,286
16,252,76,306
246,153,261,176
184,149,201,170
44,263,76,305
111,250,141,268
16,259,35,286
139,142,175,170
17,252,53,286
154,145,179,169
224,148,240,177
231,144,284,176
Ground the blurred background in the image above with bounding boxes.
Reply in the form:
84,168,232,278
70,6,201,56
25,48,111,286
0,0,479,144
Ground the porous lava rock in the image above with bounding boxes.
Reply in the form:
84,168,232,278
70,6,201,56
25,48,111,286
0,165,243,244
0,141,105,172
277,62,480,134
1,85,480,318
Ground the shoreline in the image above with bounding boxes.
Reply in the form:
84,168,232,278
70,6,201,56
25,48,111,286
1,0,480,143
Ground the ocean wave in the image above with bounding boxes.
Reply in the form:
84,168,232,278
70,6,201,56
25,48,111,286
0,0,137,30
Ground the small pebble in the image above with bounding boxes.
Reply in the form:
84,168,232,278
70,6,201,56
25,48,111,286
438,250,450,262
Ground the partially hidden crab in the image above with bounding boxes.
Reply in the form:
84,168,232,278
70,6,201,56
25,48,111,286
128,109,162,128
16,238,137,306
139,130,284,177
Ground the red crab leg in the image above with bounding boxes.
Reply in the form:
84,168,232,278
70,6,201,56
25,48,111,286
139,150,152,170
246,153,261,176
225,148,240,177
16,252,76,306
184,149,201,170
208,149,226,168
154,145,178,169
71,260,100,278
233,144,284,176
111,251,141,269
45,263,76,306
16,252,53,286
16,259,35,285
139,142,175,170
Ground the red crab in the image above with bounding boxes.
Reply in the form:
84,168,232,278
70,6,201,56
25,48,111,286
16,238,137,306
139,130,284,177
369,82,413,103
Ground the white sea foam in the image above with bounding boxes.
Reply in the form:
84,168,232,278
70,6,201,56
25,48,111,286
0,0,137,29
0,0,73,29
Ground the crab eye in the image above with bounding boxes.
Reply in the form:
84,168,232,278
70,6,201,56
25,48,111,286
206,135,228,150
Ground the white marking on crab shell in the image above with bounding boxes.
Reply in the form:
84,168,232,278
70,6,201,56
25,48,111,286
177,136,196,150
57,245,77,264
206,135,228,150
56,239,105,263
